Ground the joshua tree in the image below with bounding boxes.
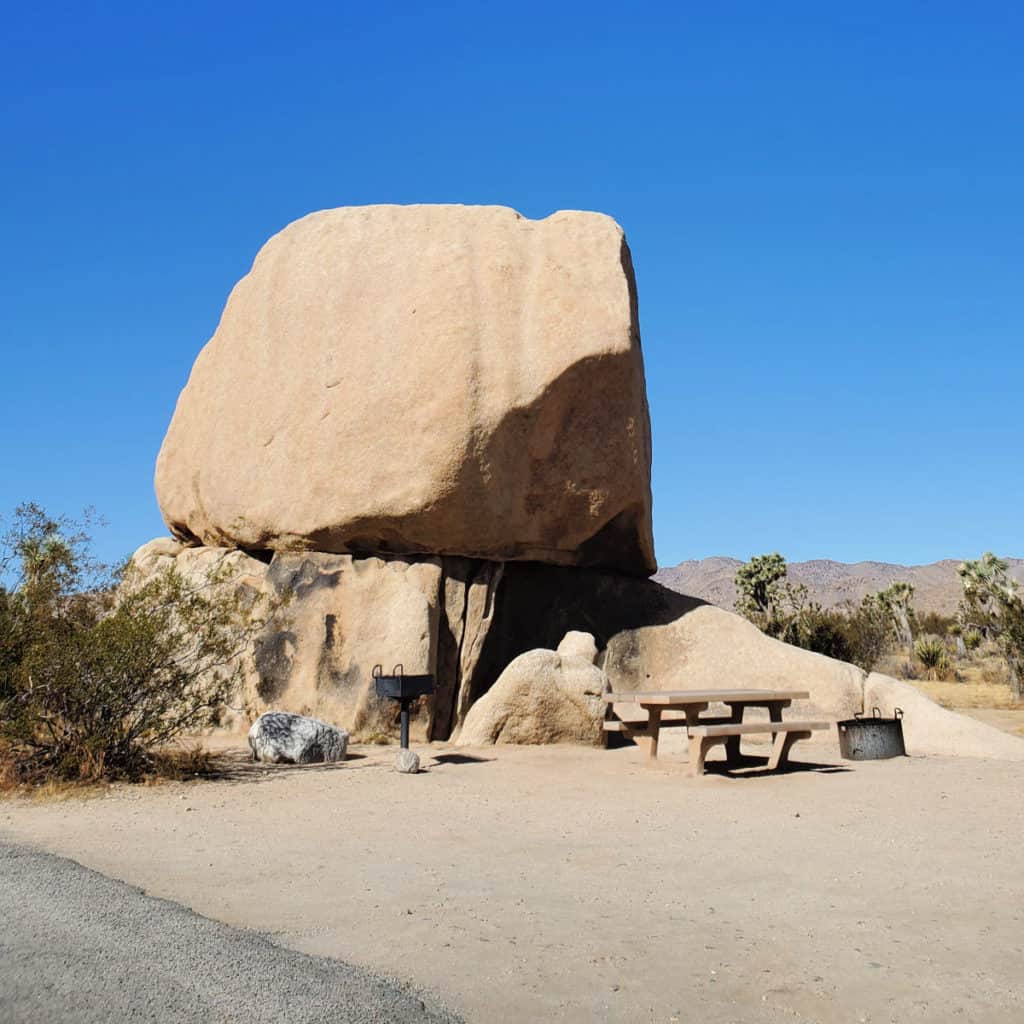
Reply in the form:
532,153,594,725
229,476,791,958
957,553,1024,699
879,581,915,649
734,553,831,651
957,553,1009,640
734,553,789,631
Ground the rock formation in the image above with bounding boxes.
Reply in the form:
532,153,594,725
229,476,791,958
130,539,1024,758
155,205,654,576
457,645,609,746
141,203,1024,761
129,538,497,742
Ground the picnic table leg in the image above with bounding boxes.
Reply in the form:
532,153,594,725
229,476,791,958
768,729,810,771
645,708,662,763
688,735,716,777
724,704,744,764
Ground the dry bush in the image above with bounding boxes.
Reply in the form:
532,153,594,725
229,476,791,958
1,504,282,787
980,659,1011,686
146,744,219,781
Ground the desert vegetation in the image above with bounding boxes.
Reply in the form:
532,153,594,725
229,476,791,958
735,552,1024,707
0,504,280,787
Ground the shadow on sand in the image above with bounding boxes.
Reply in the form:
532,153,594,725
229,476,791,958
701,756,853,780
430,753,494,767
187,747,495,786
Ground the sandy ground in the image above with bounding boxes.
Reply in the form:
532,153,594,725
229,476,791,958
3,741,1023,1024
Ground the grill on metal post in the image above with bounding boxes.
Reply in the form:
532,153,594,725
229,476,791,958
372,664,435,749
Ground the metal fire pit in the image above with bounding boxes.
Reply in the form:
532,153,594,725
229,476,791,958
837,707,906,760
372,664,434,749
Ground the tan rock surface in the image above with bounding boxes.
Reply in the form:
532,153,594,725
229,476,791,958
556,629,599,663
256,551,441,739
474,564,865,725
129,541,457,740
127,535,186,575
155,204,654,575
457,648,608,745
603,603,866,724
473,563,1024,758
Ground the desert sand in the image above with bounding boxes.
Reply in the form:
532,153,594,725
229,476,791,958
3,742,1022,1023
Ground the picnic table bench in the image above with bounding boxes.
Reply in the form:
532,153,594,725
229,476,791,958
602,689,829,776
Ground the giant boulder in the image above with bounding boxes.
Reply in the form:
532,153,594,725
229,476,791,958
155,204,654,576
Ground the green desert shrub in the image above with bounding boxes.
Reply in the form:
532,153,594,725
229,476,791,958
839,594,893,673
733,555,897,671
963,629,983,652
0,503,278,785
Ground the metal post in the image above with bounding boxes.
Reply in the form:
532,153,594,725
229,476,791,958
399,698,411,749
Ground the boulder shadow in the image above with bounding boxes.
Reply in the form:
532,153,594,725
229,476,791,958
430,753,494,766
187,748,371,786
469,561,706,706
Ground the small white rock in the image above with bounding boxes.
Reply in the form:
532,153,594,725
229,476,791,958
395,749,420,774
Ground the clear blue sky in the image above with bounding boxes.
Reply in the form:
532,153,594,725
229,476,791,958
2,2,1021,569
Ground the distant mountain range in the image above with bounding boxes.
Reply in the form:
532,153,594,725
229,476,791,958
654,557,1024,616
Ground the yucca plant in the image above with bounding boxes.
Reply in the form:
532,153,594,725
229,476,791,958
914,636,949,680
963,629,983,652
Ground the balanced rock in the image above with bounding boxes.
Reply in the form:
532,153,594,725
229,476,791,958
248,711,349,764
155,204,655,576
458,648,609,745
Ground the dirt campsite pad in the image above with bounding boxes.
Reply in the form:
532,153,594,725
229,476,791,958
3,743,1023,1023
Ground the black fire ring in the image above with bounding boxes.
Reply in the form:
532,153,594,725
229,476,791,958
372,664,435,749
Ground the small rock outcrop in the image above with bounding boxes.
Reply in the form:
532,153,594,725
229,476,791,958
457,648,609,746
556,630,599,664
155,204,654,576
248,711,349,764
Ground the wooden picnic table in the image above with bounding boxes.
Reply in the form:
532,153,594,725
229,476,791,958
603,689,826,775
